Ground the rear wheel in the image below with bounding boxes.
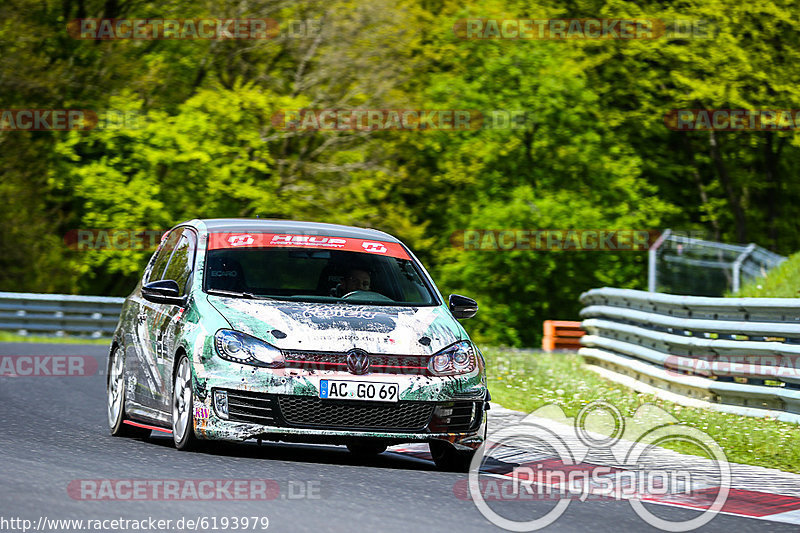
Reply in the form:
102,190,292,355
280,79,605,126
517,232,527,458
172,355,200,451
429,441,477,472
346,442,388,456
107,346,150,438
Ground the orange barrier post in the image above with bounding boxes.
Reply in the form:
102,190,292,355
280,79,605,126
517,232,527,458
542,320,585,352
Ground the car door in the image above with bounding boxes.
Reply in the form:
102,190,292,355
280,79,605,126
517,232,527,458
128,229,182,413
144,227,197,415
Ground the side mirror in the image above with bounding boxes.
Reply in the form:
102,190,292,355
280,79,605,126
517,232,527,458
449,294,478,319
142,279,185,306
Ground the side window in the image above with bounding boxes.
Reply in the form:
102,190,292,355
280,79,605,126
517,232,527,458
161,229,196,296
144,230,181,284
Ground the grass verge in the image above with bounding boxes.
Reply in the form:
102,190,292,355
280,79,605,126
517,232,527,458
0,331,110,345
485,348,800,473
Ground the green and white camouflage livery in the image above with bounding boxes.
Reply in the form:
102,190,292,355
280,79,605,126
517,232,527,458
108,219,487,470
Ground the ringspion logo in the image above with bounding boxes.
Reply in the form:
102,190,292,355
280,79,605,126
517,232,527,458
467,402,729,531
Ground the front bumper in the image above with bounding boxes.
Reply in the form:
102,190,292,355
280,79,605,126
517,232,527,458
189,351,488,450
198,391,487,449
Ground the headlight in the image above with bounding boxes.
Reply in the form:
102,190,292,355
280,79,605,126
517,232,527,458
428,341,476,376
214,329,284,368
432,354,450,373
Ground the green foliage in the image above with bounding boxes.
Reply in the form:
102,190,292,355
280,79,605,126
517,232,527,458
53,87,299,293
1,0,799,344
438,187,673,346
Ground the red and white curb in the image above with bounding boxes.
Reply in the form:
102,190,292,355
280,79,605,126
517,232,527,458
388,442,800,525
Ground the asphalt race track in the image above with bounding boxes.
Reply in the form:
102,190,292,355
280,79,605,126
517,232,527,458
0,342,796,533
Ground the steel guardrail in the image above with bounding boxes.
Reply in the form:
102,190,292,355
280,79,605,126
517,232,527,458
578,287,800,423
0,291,124,338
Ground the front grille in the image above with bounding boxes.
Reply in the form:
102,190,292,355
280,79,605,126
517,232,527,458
278,396,435,431
220,389,478,433
282,351,348,371
226,390,280,425
283,350,430,375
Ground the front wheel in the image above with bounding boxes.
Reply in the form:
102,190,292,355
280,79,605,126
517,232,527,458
107,346,150,438
429,441,477,472
172,355,200,451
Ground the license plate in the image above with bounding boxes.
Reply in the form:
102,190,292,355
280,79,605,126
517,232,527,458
319,380,399,402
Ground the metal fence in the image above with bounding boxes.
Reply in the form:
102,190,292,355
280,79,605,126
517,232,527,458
579,287,800,423
0,291,124,338
648,229,785,296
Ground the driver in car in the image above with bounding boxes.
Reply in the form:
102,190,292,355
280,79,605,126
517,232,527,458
341,268,371,295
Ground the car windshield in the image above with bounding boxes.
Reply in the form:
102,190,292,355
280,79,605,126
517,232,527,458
203,240,437,306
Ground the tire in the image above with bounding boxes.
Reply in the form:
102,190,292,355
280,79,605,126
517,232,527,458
107,345,151,438
346,442,388,456
429,440,477,472
172,355,200,451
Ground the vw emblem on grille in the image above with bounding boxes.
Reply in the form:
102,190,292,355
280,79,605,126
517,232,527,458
346,349,370,375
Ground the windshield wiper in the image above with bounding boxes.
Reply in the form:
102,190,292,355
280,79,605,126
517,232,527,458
205,288,275,301
341,300,400,306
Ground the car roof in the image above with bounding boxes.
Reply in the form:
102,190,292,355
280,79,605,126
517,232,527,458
182,218,402,243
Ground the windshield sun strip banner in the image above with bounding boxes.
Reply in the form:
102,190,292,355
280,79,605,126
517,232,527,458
207,232,411,260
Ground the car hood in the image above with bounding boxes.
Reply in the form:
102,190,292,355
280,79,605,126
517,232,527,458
206,295,465,355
